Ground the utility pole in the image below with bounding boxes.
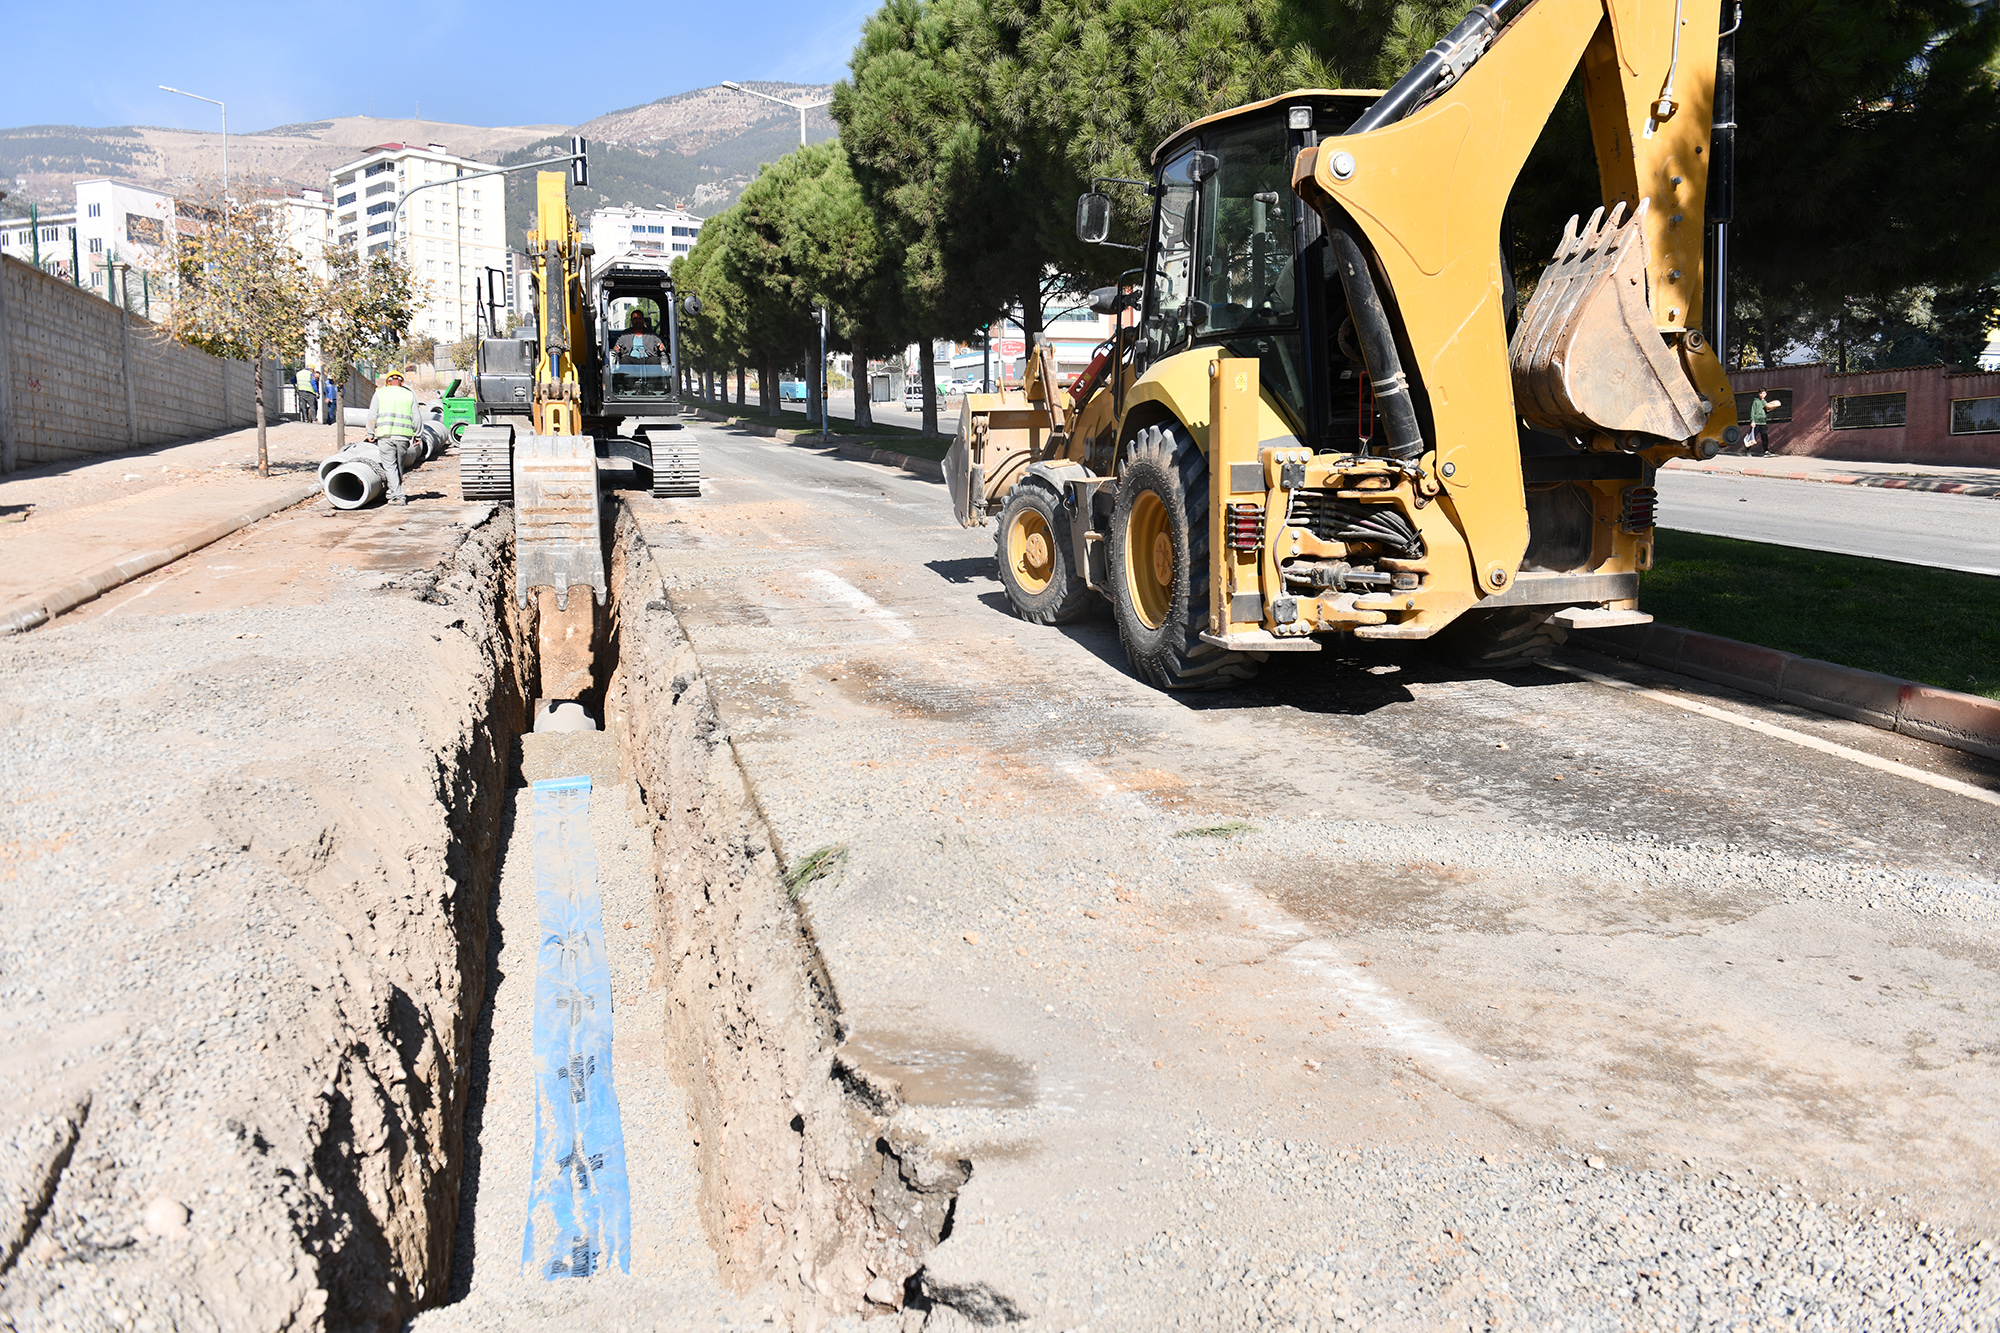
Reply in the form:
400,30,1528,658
819,305,829,443
720,82,831,147
159,86,227,194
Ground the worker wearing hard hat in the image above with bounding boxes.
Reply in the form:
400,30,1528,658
364,369,416,506
294,365,319,424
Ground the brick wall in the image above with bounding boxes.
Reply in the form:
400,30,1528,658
1731,362,2000,469
0,253,278,472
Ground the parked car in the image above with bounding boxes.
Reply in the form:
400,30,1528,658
903,386,925,410
779,379,808,402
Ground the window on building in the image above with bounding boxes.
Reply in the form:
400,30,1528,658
368,242,390,255
365,161,393,177
672,226,695,237
367,222,392,236
1733,389,1793,421
337,192,356,206
367,201,393,217
1951,396,2000,435
87,202,102,218
41,227,56,242
337,172,357,187
1830,392,1906,430
337,212,357,226
471,209,480,220
88,237,102,253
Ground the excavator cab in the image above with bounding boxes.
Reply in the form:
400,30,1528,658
594,262,684,425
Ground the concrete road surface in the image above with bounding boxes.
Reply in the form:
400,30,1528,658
626,420,2000,1328
1655,468,2000,574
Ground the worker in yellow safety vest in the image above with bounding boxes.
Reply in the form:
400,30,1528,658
364,369,416,506
294,365,319,425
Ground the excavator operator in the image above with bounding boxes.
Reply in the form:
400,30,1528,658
614,310,664,364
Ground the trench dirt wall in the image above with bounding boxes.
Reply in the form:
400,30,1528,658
606,508,972,1330
0,508,532,1331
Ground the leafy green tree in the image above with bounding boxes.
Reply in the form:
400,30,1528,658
314,247,420,454
161,197,314,476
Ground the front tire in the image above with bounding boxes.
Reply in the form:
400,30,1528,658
1107,422,1262,690
994,482,1094,624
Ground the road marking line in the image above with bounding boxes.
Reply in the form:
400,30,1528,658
801,569,914,640
1544,660,2000,809
1211,883,1491,1087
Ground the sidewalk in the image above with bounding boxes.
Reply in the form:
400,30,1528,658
1663,450,2000,496
0,420,347,631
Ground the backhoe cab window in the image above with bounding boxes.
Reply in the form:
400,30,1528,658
1197,120,1297,332
1144,152,1200,356
1193,116,1311,435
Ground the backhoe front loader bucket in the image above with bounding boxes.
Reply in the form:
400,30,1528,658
1510,200,1707,444
512,434,607,610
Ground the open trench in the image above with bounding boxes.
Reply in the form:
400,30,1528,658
414,498,975,1329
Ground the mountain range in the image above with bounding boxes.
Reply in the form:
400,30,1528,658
0,82,836,246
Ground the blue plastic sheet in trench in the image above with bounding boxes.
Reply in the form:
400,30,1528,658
522,775,632,1278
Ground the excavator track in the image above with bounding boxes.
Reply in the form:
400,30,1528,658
647,430,701,498
458,424,516,502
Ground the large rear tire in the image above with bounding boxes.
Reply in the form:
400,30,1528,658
1108,422,1262,690
994,482,1095,625
1438,606,1568,670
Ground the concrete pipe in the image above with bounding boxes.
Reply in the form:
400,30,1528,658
319,446,375,485
323,458,387,510
399,437,427,473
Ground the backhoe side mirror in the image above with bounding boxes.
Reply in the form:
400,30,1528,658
682,294,703,316
1076,192,1113,245
1088,285,1122,316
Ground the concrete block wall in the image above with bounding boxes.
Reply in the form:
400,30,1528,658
0,254,273,472
1732,362,2000,468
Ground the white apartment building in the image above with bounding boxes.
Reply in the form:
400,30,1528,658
329,142,508,343
0,209,78,281
74,179,175,307
274,189,334,281
584,204,703,261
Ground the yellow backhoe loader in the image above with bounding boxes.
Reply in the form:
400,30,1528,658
948,0,1741,687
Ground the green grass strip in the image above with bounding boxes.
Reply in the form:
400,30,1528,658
783,843,849,899
1174,820,1261,839
1642,530,2000,699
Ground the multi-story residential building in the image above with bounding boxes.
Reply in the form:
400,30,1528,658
584,205,703,261
274,189,334,281
0,208,79,281
328,142,508,343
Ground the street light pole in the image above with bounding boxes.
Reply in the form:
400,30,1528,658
720,81,832,147
159,86,226,194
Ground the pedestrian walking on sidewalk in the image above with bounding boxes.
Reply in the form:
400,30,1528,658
1753,391,1780,455
365,370,416,506
1745,390,1769,454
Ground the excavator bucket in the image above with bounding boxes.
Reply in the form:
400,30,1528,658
512,434,607,610
1510,200,1707,444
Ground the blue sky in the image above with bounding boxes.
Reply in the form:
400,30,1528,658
2,0,876,131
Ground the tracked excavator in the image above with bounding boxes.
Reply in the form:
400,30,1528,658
459,170,702,705
948,0,1741,687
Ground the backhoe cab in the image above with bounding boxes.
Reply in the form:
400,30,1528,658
946,0,1739,688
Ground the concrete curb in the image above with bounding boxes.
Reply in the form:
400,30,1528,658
1662,457,2000,497
1571,622,2000,762
0,481,321,635
692,409,946,482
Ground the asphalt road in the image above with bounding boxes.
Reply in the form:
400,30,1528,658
628,421,2000,1329
1654,468,2000,574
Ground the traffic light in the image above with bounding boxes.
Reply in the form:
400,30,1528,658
571,136,590,188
